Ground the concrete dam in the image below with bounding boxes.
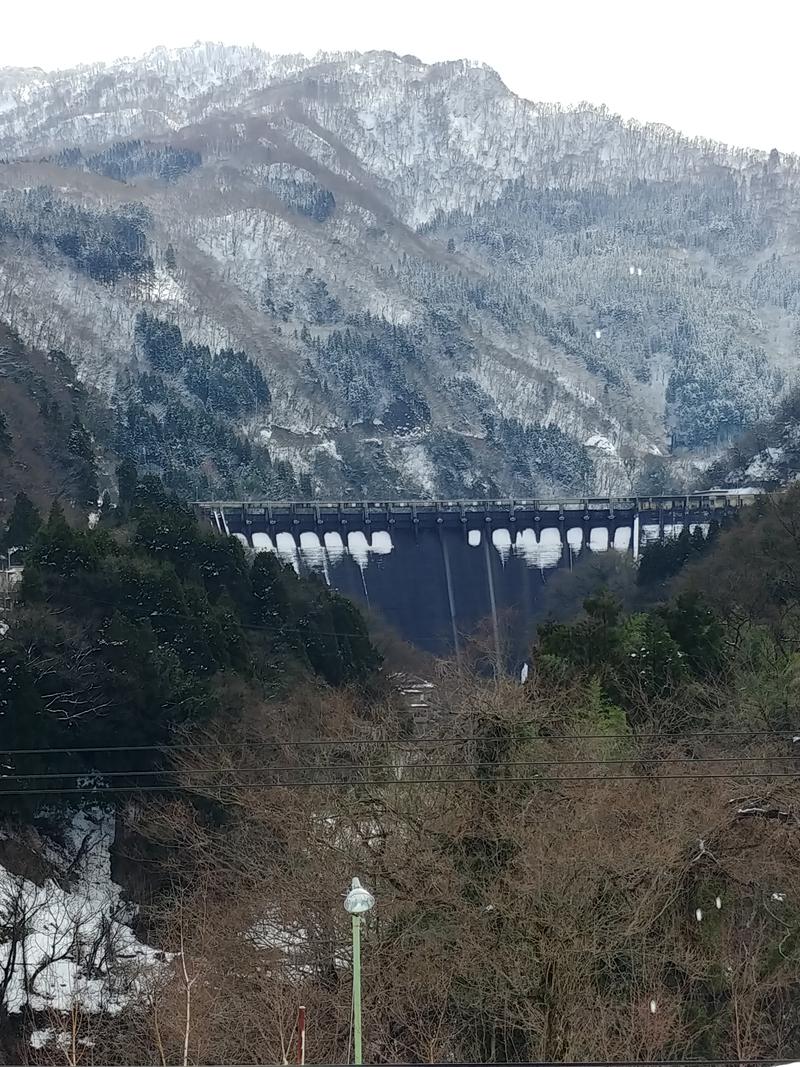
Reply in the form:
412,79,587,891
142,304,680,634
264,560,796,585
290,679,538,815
197,494,757,655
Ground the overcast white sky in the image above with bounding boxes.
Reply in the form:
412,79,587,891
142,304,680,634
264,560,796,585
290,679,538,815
2,0,798,152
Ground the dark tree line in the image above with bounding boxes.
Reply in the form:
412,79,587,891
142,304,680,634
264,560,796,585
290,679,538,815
113,314,293,500
135,313,271,416
51,140,202,183
487,416,594,495
267,177,336,221
0,187,153,284
304,317,431,426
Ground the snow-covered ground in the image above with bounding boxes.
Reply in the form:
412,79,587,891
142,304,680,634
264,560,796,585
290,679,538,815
0,808,165,1016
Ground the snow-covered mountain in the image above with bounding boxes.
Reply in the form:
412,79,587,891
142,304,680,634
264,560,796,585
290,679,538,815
1,43,800,500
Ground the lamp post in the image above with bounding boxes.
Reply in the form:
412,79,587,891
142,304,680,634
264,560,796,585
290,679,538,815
344,877,375,1065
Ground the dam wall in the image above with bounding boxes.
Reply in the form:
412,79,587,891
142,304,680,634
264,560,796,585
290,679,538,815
197,495,757,654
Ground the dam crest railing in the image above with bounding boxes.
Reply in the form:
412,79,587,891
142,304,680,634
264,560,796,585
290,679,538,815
194,491,760,523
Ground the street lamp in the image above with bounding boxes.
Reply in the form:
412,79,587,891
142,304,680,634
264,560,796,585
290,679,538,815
344,877,375,1065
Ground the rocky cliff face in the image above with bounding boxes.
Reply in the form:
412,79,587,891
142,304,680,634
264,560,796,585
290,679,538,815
1,44,799,499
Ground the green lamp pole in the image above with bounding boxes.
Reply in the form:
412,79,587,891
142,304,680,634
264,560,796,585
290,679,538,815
344,877,375,1065
352,911,363,1064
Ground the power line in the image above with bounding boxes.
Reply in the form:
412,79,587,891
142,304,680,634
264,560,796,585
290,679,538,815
2,754,800,783
1,770,800,797
2,730,798,757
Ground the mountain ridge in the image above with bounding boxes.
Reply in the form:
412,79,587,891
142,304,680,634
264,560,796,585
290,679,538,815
2,43,791,163
1,44,799,502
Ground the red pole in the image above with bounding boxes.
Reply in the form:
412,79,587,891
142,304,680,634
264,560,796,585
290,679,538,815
297,1005,306,1065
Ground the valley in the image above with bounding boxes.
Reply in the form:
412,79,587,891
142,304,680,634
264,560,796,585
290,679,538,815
3,37,800,1067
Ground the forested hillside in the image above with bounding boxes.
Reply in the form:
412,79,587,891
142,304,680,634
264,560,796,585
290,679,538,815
1,467,378,798
0,324,101,519
703,383,800,489
3,487,800,1060
0,319,303,524
1,45,799,496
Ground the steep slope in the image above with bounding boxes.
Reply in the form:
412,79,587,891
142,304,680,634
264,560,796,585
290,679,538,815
0,45,799,498
0,324,101,523
702,385,800,489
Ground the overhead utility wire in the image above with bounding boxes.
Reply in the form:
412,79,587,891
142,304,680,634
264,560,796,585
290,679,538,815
3,754,800,783
3,770,800,797
2,730,799,757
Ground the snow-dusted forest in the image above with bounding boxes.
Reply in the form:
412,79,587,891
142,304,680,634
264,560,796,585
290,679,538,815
1,43,799,497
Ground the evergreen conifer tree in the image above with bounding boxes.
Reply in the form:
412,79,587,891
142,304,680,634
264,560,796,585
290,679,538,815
3,492,41,551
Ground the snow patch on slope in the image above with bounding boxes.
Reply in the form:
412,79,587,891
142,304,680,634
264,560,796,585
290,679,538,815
400,442,437,494
0,808,165,1015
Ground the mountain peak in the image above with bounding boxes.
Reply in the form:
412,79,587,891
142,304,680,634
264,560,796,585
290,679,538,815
0,42,799,501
